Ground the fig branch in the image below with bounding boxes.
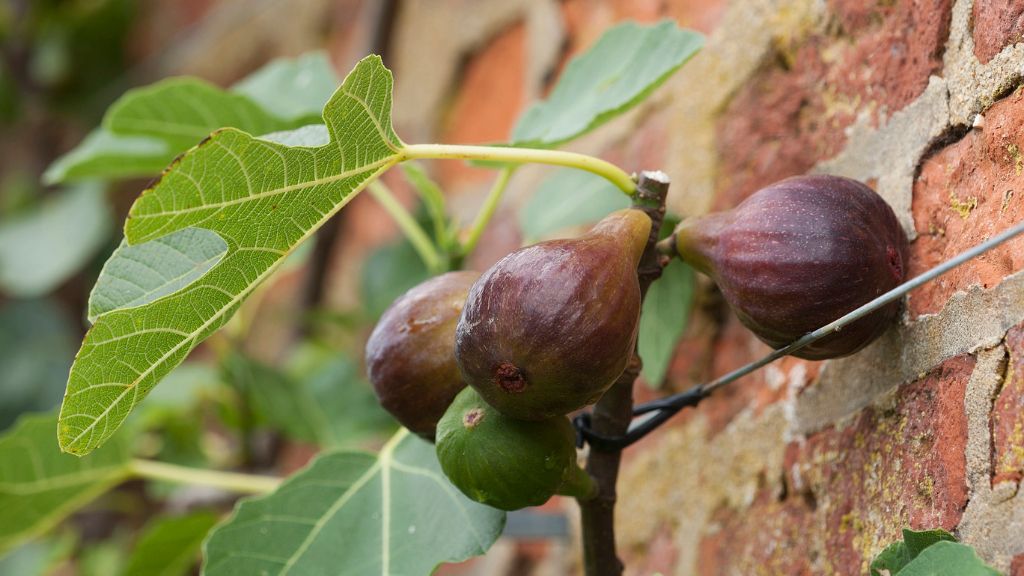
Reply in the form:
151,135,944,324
578,171,670,576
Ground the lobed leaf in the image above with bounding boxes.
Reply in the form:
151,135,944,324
45,52,340,185
202,430,505,576
104,77,295,153
0,413,132,554
42,129,169,185
511,20,703,148
59,55,404,455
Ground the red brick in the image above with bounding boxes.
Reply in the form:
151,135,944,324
909,88,1024,318
698,491,818,575
716,0,951,207
674,312,820,437
698,356,974,575
1011,553,1024,576
993,323,1024,486
973,0,1024,64
438,23,527,189
698,316,772,435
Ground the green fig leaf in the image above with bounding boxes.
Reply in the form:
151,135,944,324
0,183,111,297
59,55,405,455
42,129,170,185
511,20,703,148
893,541,1000,576
639,260,694,389
87,227,228,323
0,412,132,554
202,430,505,576
518,169,628,242
103,77,294,152
45,52,339,185
121,512,218,576
870,528,961,575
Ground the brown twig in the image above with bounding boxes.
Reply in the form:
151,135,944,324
579,171,670,576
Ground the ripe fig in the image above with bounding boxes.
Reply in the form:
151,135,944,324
435,387,596,511
672,174,907,360
365,271,480,440
455,209,651,420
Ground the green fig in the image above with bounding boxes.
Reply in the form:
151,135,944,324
435,387,596,511
455,209,651,420
673,174,908,360
365,271,479,440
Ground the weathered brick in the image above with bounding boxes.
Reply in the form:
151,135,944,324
909,88,1024,318
715,0,951,207
973,0,1024,64
994,323,1024,486
696,355,974,575
1011,553,1024,576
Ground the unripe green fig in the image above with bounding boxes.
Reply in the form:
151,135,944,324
365,271,480,440
673,174,908,360
455,209,652,420
435,387,596,511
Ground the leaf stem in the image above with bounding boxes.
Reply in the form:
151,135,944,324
129,459,281,495
368,179,444,272
402,144,636,195
460,167,514,258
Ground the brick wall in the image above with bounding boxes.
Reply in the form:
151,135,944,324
381,1,1024,574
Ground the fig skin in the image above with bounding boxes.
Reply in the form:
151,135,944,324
365,271,480,441
455,209,651,420
673,174,907,360
435,387,595,511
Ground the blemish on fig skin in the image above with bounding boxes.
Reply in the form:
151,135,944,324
886,245,904,280
463,408,485,428
494,362,528,393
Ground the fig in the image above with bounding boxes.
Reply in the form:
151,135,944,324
455,209,651,420
435,387,596,511
672,174,907,360
365,271,480,440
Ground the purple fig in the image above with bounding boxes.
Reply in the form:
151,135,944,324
673,174,907,360
455,209,651,420
365,271,480,440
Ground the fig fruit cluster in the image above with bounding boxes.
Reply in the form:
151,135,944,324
671,174,908,359
365,209,652,510
364,173,904,510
